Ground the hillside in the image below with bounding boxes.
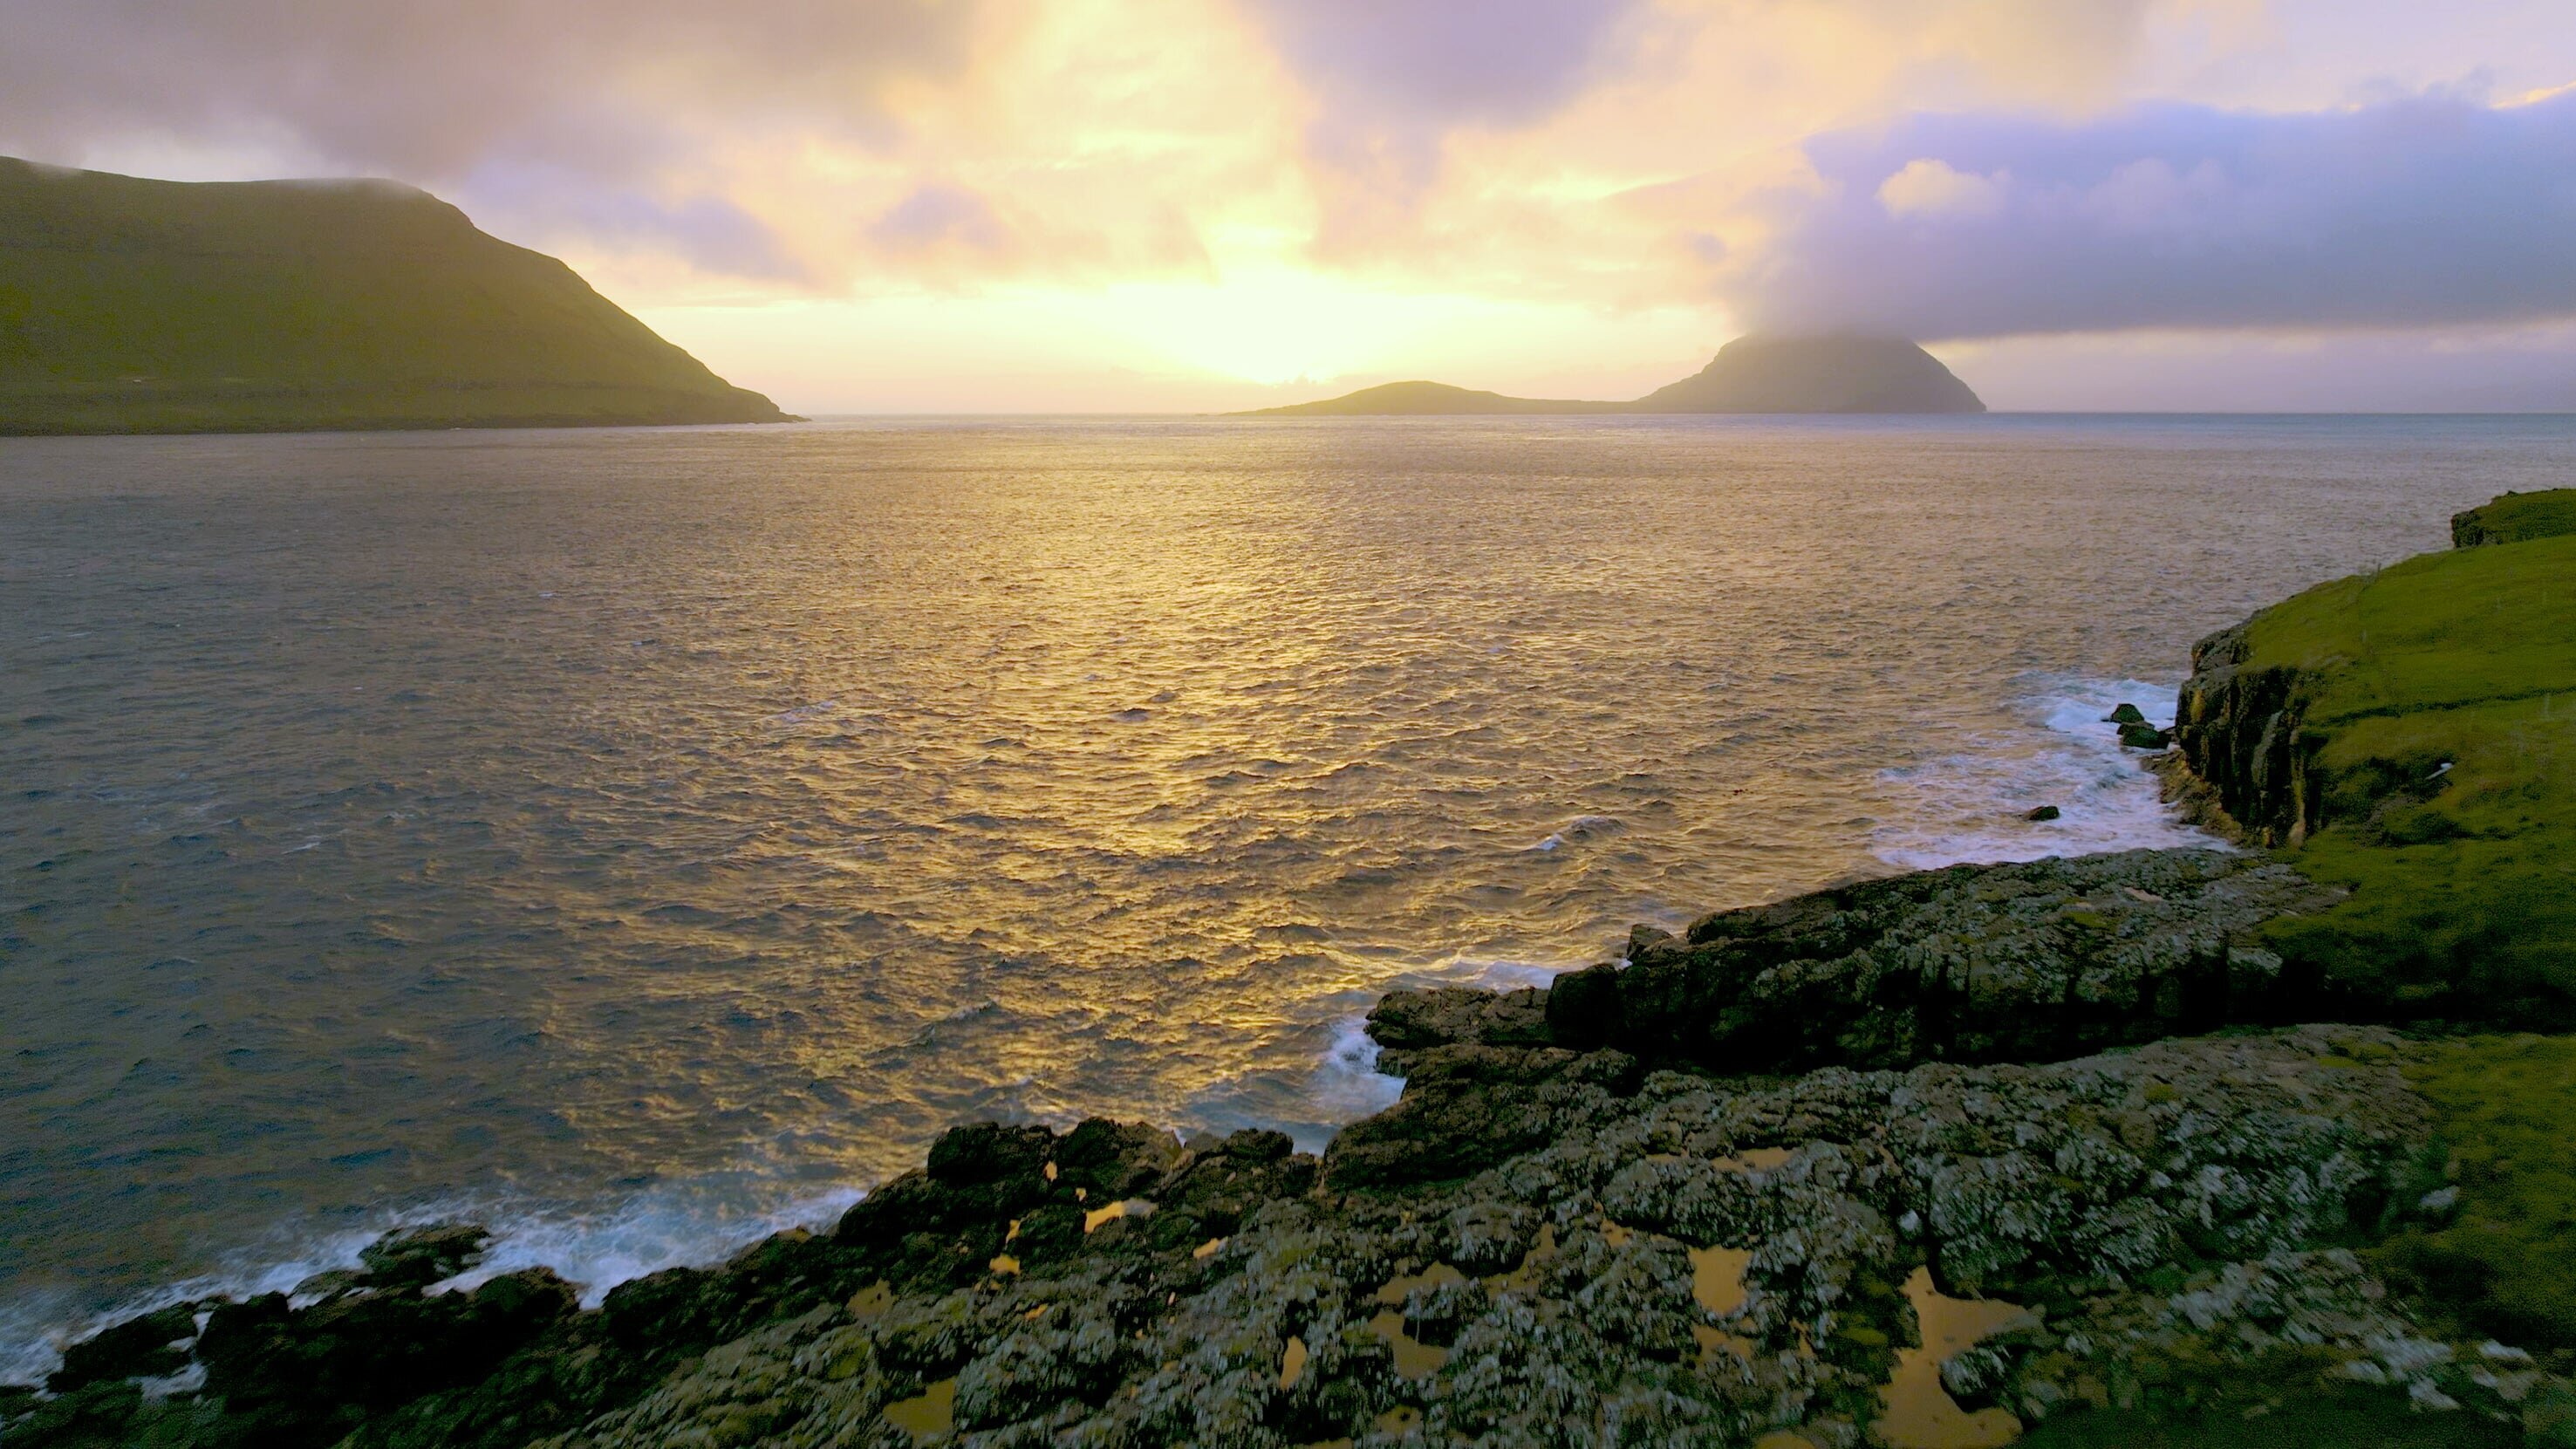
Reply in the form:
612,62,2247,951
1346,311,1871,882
1237,380,1623,416
2174,488,2576,1029
1630,334,1985,414
0,158,792,434
1240,335,1985,416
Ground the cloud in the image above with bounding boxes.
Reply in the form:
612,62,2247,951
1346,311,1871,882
0,0,986,181
1726,86,2576,338
1240,0,1644,126
0,0,996,285
870,186,1016,256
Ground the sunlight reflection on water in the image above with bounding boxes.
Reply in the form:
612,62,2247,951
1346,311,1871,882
4,414,2569,1359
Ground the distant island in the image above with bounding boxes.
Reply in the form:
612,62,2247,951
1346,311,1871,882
0,158,794,435
1240,335,1986,416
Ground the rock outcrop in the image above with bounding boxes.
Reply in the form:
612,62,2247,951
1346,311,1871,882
17,1026,2551,1449
1369,850,2342,1076
2168,620,2322,846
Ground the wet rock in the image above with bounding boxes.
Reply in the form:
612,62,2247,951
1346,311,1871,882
1050,1117,1182,1199
3,1380,145,1447
1365,985,1553,1049
359,1222,492,1289
1545,961,1624,1048
835,1121,1061,1285
1322,1046,1638,1190
1386,849,2344,1076
195,1268,577,1446
2105,703,2149,726
925,1120,1053,1186
113,1023,2567,1449
1627,925,1678,960
46,1302,200,1391
2118,722,2173,749
2023,805,2060,822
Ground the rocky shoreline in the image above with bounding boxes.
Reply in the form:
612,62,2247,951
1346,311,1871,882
10,500,2574,1449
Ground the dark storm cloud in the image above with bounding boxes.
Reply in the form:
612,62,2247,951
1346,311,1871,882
1734,87,2576,339
0,0,984,182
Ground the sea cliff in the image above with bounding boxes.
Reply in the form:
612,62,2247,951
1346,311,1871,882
9,494,2573,1449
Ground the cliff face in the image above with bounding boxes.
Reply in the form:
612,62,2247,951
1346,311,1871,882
0,157,792,434
2169,619,2324,847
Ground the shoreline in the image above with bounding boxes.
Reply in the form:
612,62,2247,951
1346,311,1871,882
10,497,2573,1447
0,673,2203,1392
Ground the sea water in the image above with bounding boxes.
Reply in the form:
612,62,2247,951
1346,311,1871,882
5,414,2572,1378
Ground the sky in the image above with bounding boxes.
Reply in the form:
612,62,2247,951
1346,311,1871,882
4,0,2574,413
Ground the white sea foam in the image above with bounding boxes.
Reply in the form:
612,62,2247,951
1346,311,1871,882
433,1181,864,1306
1523,813,1623,853
0,1180,866,1385
1872,674,2224,871
1303,1015,1405,1123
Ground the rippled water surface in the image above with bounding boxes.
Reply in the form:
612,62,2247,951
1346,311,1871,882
4,414,2572,1371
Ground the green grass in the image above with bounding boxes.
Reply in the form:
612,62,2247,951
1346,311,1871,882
2232,528,2576,1023
2210,505,2576,1366
2453,489,2576,548
1,156,788,433
2378,1034,2576,1361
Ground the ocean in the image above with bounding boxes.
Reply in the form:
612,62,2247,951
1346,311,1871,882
5,414,2572,1380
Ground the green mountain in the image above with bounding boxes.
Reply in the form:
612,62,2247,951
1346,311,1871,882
1240,334,1986,416
1630,334,1985,413
1,158,793,434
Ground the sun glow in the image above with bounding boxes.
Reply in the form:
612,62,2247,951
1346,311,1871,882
1052,270,1490,386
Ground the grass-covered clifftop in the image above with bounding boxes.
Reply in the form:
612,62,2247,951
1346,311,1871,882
2173,488,2576,1028
0,158,792,434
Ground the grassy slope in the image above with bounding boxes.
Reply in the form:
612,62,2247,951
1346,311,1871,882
2213,493,2576,1370
2454,489,2576,547
2234,524,2576,1022
2383,1034,2576,1358
1,158,789,434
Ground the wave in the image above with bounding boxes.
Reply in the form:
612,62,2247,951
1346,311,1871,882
0,1177,866,1388
1871,673,2224,871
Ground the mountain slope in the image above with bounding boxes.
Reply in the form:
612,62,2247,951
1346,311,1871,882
1630,334,1985,414
1236,380,1625,416
0,158,792,434
1240,335,1985,416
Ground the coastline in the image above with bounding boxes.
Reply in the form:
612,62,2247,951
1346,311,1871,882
10,499,2574,1448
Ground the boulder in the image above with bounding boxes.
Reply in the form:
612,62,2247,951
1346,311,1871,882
1364,987,1551,1050
359,1222,491,1289
2023,805,2061,822
46,1302,200,1391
